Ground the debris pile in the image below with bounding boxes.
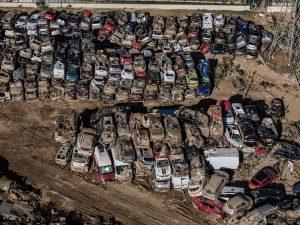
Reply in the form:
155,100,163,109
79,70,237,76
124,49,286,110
0,171,121,224
53,97,299,223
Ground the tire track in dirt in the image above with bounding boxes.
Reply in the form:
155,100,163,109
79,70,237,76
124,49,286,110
0,151,202,225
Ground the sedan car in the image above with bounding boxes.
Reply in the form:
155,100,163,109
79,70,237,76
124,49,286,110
274,142,300,160
249,167,278,189
225,124,243,148
251,188,284,204
155,158,172,181
237,117,257,147
192,196,224,216
223,195,253,216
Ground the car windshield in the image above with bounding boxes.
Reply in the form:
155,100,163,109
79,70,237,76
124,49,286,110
206,188,215,195
232,132,241,140
256,171,268,181
99,165,113,174
225,109,233,117
157,159,168,167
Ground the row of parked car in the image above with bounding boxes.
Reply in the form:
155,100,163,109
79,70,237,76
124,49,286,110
0,10,273,102
53,98,298,220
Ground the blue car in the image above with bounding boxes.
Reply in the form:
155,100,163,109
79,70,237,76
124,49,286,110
293,182,300,196
197,59,213,97
65,67,79,84
236,18,249,37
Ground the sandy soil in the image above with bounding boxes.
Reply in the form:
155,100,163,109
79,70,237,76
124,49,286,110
0,8,298,225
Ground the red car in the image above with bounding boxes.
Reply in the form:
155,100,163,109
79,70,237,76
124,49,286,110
255,145,270,156
83,10,92,17
132,41,142,50
103,22,115,33
200,42,211,54
249,166,278,189
192,196,224,216
120,53,133,65
135,71,147,78
44,10,55,20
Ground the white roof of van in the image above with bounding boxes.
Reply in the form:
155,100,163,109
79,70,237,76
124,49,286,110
94,145,112,167
204,148,239,158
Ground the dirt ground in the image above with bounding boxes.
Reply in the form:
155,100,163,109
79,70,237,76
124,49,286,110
0,100,213,225
0,8,298,225
0,57,299,224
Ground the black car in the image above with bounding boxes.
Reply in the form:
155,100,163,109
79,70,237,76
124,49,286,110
237,117,257,147
184,144,199,159
268,98,285,119
68,14,81,29
274,142,300,160
244,105,260,123
251,188,284,204
257,126,277,148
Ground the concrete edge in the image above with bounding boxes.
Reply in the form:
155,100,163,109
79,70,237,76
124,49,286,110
267,6,292,13
0,2,251,11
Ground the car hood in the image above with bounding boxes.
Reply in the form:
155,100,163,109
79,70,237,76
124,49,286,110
156,166,171,177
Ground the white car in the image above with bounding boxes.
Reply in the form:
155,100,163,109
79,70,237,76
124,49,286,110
53,61,65,80
155,158,171,181
95,61,108,78
162,69,176,84
225,125,244,148
70,147,90,173
202,13,213,30
232,103,245,119
26,12,42,31
154,179,171,192
55,142,73,166
214,14,225,27
121,67,134,80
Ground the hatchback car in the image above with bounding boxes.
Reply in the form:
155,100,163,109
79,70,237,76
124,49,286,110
249,167,278,189
193,196,224,216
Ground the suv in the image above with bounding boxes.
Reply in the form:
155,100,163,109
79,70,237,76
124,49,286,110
76,128,97,157
223,195,253,216
202,170,230,200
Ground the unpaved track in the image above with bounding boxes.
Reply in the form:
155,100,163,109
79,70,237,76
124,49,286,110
0,150,203,225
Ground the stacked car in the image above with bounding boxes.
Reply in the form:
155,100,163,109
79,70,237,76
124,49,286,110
0,10,273,103
52,95,291,221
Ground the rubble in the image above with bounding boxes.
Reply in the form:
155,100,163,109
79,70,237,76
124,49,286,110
0,166,120,224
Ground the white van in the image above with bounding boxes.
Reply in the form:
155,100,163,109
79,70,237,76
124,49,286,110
111,146,133,183
204,148,240,170
93,144,115,182
171,161,189,190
